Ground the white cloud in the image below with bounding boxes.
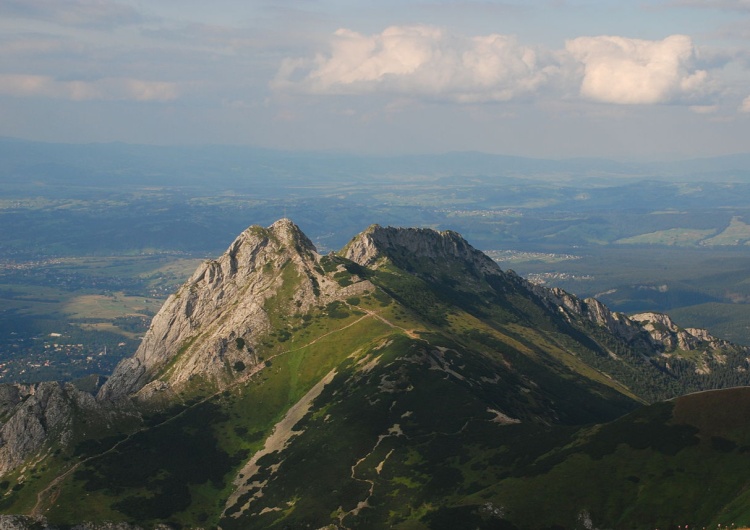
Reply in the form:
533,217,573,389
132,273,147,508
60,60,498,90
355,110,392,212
273,25,560,103
741,95,750,112
566,35,711,105
0,75,179,102
275,27,722,107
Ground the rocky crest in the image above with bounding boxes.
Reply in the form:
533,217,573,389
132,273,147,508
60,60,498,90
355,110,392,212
541,287,748,363
98,219,372,402
542,287,647,344
342,224,501,278
0,382,104,476
630,312,723,350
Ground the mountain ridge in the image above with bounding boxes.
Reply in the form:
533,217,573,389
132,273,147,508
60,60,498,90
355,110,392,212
2,219,750,529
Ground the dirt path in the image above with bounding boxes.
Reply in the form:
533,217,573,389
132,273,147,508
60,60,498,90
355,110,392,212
358,307,421,339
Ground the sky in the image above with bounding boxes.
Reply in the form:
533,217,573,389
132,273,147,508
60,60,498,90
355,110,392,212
1,0,750,159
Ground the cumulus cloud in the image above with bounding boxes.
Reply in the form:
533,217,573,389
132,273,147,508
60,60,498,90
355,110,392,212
566,35,710,105
0,75,179,101
273,25,560,103
0,0,144,29
741,95,750,112
275,27,720,107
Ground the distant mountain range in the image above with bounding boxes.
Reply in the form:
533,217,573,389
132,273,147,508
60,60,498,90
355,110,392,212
1,220,750,529
2,136,750,187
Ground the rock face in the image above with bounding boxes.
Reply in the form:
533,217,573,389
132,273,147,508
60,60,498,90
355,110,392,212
542,287,647,344
98,219,371,402
630,312,732,351
539,286,745,359
99,219,311,400
342,224,502,278
0,382,100,476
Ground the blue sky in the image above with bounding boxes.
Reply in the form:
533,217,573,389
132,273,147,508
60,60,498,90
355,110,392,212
1,0,749,159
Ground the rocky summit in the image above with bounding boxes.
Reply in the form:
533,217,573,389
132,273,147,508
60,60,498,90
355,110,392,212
1,220,750,529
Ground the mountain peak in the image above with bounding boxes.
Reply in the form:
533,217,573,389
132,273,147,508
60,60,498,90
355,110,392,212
342,224,501,279
268,218,316,251
98,219,371,402
98,219,322,402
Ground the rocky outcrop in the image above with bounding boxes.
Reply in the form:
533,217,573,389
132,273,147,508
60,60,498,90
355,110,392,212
539,286,748,363
99,220,310,400
0,382,103,476
342,224,501,278
542,287,646,344
98,219,372,402
630,312,735,352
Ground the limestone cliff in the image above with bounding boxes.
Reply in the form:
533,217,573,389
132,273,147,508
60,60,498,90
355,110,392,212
342,224,501,279
541,287,650,346
537,285,750,381
629,312,733,352
0,382,103,476
98,219,371,402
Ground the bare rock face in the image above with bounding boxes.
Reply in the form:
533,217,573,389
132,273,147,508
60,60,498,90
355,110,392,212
342,224,502,278
630,312,734,352
98,219,365,402
0,382,99,476
535,285,747,359
543,287,644,342
99,219,312,401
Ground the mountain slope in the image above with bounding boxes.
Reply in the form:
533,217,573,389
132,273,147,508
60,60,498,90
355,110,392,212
98,219,371,403
465,387,750,530
1,220,750,529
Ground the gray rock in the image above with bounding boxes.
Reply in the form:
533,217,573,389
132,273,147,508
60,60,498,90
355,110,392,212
342,224,501,278
98,219,372,402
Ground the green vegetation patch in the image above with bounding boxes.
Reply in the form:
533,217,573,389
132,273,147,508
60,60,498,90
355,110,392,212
70,401,243,523
702,216,750,246
615,228,716,246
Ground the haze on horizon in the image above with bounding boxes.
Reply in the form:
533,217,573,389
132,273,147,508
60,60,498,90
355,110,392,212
1,0,750,160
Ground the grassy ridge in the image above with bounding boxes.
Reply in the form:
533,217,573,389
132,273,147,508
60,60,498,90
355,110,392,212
471,390,750,529
29,293,398,527
7,234,750,529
